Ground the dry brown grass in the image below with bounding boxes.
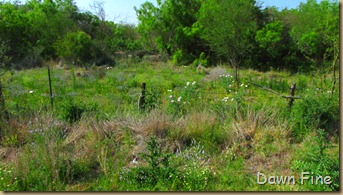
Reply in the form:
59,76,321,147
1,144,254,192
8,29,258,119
126,109,172,138
241,108,293,175
170,111,218,146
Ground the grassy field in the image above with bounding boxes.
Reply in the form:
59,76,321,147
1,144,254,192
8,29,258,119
0,60,339,191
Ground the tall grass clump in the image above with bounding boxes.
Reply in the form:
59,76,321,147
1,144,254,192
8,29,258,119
14,117,100,191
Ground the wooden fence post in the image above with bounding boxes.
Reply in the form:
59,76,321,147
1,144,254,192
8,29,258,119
288,83,296,108
48,66,54,110
138,82,146,110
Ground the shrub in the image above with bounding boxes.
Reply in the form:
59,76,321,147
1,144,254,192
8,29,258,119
290,90,339,142
58,99,97,124
119,135,178,190
193,52,208,67
291,130,339,191
54,31,92,65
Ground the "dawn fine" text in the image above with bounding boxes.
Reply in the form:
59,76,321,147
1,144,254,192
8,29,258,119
256,172,332,185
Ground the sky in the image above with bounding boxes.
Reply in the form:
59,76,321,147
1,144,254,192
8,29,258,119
73,0,315,25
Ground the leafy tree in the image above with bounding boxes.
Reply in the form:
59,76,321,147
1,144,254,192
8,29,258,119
289,0,339,68
0,39,12,76
198,0,260,80
254,10,299,71
110,23,142,53
135,0,207,65
0,2,31,63
53,31,92,65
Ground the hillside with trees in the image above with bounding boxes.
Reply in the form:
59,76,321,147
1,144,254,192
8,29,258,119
0,0,339,191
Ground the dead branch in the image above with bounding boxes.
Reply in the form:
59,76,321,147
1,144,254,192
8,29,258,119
247,81,301,100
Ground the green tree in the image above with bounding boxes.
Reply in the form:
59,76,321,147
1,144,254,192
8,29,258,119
254,10,299,71
0,2,31,64
135,0,207,65
289,0,339,68
54,31,92,65
198,0,260,80
110,23,142,53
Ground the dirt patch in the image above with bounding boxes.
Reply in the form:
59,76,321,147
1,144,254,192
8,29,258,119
203,66,230,81
0,147,17,163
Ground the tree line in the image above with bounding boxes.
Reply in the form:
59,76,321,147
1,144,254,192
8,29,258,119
0,0,339,73
0,0,141,71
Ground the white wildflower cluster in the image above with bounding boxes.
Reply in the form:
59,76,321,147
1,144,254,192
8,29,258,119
169,94,186,104
221,97,234,102
182,139,206,161
185,81,196,88
240,83,248,88
219,74,233,78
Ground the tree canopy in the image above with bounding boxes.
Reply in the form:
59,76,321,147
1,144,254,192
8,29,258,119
0,0,339,72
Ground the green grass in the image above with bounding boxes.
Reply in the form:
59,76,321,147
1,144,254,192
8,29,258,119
0,61,339,191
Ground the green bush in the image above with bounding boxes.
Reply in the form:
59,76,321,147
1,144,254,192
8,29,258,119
291,130,339,191
290,91,339,142
58,99,97,124
54,31,92,64
119,135,178,190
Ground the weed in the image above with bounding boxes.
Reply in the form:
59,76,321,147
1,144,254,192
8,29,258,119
290,91,339,142
119,135,177,190
0,163,18,191
291,130,339,191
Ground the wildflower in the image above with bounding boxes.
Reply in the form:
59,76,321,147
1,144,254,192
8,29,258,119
167,90,172,92
241,83,244,87
192,81,196,85
245,85,248,88
132,157,138,164
316,88,319,91
229,85,232,87
231,98,234,101
186,82,190,86
222,97,229,102
169,95,173,98
29,90,34,94
177,96,182,102
171,100,174,103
